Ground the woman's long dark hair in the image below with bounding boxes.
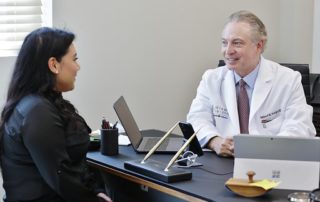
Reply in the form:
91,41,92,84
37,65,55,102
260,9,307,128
0,27,77,145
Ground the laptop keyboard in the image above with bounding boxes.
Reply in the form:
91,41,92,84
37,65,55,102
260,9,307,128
143,137,170,151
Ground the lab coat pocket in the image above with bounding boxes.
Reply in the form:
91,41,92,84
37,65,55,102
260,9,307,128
261,116,283,134
215,115,230,127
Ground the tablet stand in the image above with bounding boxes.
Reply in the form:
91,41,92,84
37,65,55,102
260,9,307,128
124,121,200,182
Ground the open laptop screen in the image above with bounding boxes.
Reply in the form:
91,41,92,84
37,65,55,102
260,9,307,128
113,96,142,149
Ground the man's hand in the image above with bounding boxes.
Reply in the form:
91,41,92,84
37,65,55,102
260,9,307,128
208,136,234,157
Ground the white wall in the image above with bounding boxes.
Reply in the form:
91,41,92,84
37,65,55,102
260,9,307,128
0,58,14,108
0,0,315,131
312,0,320,73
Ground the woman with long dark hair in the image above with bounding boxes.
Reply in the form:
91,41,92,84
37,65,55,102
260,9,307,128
0,27,112,202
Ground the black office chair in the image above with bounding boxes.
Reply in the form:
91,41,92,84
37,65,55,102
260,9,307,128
217,60,311,103
310,73,320,136
312,106,320,137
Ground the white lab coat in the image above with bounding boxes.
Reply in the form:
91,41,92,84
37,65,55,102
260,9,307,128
187,57,316,147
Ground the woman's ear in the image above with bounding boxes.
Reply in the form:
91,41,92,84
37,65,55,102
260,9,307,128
48,57,59,74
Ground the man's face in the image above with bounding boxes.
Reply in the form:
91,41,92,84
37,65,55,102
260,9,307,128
221,21,263,77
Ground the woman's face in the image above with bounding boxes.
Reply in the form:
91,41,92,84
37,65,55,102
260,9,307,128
54,43,80,92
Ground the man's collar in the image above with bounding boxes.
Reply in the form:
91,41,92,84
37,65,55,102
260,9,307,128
234,62,260,89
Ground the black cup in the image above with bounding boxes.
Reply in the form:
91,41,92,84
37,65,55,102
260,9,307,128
100,128,119,156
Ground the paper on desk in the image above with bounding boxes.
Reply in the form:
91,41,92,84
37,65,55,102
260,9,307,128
250,179,280,190
90,129,131,146
118,134,131,145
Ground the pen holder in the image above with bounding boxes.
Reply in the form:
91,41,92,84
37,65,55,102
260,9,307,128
100,128,119,156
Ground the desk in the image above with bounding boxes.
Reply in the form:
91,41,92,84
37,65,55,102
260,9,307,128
87,146,294,202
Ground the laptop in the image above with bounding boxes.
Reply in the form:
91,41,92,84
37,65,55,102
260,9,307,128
113,96,184,153
233,135,320,191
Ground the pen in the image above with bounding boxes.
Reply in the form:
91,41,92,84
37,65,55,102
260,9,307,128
102,117,110,129
113,121,118,129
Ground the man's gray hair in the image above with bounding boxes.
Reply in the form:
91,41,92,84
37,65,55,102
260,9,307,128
227,10,267,51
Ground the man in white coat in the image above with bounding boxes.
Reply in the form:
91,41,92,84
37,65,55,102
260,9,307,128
187,10,316,157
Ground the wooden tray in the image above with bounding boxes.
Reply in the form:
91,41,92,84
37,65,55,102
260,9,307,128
225,171,270,197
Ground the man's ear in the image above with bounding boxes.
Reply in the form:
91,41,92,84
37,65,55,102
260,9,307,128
257,39,265,52
48,57,59,74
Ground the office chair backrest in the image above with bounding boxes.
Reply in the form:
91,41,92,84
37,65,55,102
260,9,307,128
217,60,311,103
310,74,320,136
